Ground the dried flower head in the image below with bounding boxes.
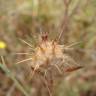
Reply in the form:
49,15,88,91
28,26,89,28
16,33,83,96
16,33,82,78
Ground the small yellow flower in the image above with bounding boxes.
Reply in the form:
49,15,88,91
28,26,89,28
0,41,6,49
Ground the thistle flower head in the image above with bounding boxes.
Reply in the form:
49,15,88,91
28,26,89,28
16,33,82,78
31,39,64,69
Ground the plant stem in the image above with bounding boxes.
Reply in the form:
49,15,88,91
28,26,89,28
0,63,30,96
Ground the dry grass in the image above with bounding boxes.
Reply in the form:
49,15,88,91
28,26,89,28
0,0,96,96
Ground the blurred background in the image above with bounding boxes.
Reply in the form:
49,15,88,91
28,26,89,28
0,0,96,96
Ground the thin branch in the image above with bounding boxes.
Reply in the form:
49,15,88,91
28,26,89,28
43,75,52,96
57,0,72,43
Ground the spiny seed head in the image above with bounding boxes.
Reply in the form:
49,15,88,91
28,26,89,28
17,34,82,75
31,40,64,68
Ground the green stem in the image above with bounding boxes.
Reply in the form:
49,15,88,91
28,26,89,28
0,63,30,96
